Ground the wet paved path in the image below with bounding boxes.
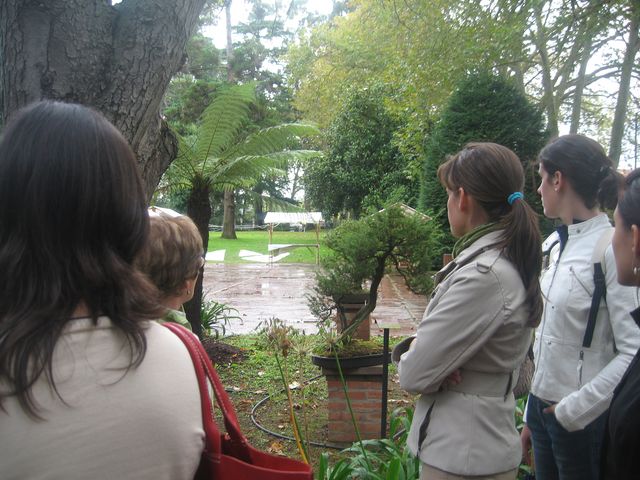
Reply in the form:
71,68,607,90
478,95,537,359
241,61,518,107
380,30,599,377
202,263,428,337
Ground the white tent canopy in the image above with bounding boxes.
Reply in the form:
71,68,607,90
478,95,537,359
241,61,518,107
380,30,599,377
263,212,323,224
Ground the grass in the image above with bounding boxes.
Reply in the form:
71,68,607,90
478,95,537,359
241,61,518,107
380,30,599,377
214,334,412,471
207,230,331,264
214,334,533,479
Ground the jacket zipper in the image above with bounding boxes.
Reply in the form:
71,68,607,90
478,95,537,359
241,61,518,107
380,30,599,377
577,350,584,386
538,248,561,363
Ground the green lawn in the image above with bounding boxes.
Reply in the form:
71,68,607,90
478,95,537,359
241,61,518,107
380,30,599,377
207,230,330,264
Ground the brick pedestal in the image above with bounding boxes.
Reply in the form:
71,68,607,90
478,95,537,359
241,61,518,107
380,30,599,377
323,365,383,443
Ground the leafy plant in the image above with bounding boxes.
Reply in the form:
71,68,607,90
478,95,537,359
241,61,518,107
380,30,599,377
258,317,318,464
162,82,320,333
308,204,439,347
316,407,420,480
304,85,417,219
200,298,241,338
419,71,549,253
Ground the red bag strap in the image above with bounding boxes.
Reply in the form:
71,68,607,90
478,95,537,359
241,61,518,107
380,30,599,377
163,323,249,457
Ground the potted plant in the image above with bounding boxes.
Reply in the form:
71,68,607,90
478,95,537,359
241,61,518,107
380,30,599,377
308,204,438,367
308,204,438,443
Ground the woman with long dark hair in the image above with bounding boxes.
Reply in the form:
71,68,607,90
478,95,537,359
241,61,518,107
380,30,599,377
599,167,640,478
396,143,542,479
0,101,204,478
521,134,640,480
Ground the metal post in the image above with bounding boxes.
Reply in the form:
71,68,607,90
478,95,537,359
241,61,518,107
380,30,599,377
381,328,390,438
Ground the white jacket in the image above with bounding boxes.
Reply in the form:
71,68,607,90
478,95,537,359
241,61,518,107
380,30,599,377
527,214,640,431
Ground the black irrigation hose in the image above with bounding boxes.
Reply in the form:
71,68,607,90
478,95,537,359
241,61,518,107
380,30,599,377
249,374,347,450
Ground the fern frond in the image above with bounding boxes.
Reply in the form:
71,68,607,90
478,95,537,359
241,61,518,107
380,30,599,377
194,83,256,171
227,123,320,158
261,194,304,212
215,152,297,179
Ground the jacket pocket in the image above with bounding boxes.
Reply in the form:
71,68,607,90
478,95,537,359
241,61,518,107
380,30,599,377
417,400,435,453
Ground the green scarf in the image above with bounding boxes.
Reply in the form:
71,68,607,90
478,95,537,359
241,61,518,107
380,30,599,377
452,222,500,259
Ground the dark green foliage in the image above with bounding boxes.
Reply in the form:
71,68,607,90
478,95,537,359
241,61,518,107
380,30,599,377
317,207,437,297
309,205,440,345
200,299,241,338
164,78,222,136
185,33,221,80
304,87,417,218
419,72,549,252
316,407,420,480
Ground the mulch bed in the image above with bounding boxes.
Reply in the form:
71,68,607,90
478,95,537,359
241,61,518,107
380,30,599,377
202,336,248,365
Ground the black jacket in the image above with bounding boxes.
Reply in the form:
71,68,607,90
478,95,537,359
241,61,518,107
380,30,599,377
601,307,640,479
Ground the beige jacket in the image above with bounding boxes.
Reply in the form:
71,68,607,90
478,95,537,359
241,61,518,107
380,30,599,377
397,231,531,476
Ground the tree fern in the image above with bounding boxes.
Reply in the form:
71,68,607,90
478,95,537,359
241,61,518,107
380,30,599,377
194,82,256,174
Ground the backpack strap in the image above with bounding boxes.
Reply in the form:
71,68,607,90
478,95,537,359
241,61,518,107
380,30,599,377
542,231,560,269
582,228,614,348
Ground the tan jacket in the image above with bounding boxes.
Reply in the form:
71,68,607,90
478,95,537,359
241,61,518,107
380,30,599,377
397,231,531,476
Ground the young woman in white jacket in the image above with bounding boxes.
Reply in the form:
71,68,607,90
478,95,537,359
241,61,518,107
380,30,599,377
396,143,543,479
520,134,640,480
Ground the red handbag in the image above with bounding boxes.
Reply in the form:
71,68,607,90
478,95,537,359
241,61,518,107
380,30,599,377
163,322,313,480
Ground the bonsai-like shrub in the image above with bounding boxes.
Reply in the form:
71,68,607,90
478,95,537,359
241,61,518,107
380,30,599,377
309,204,439,348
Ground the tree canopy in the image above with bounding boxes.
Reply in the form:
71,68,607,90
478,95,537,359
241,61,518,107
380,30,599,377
287,0,640,170
304,85,416,218
420,71,549,249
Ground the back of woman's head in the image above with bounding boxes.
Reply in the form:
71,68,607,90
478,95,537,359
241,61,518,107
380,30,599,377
538,134,620,210
0,101,161,417
135,214,204,298
618,168,640,229
438,142,542,327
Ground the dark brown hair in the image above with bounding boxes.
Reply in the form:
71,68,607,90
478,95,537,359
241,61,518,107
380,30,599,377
538,134,621,210
135,214,204,298
617,168,640,230
438,142,543,327
0,101,162,418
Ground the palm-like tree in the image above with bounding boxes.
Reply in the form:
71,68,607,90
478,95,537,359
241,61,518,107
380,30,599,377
163,82,320,335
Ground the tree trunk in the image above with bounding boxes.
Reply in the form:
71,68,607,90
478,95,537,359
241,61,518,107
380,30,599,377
0,0,207,199
533,4,559,138
569,38,592,134
221,188,238,239
184,179,211,338
253,188,264,226
609,8,640,168
225,0,234,83
289,161,303,201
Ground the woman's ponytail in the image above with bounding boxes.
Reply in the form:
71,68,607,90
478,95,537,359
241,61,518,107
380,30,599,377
597,168,624,211
498,197,543,327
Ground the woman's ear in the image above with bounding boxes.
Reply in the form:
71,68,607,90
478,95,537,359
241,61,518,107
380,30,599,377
551,170,562,191
458,187,469,212
181,276,198,303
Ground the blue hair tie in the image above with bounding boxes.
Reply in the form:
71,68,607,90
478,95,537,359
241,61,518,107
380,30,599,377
507,192,523,205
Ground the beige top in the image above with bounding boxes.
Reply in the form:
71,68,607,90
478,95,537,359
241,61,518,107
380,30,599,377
398,231,531,475
0,317,204,480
